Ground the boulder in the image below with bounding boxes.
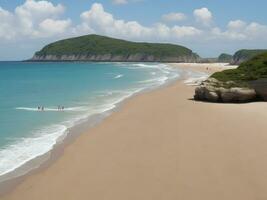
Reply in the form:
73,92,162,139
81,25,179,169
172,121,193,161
220,87,257,103
194,86,219,102
194,78,257,103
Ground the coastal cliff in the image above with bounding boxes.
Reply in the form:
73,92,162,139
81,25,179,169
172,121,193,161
231,49,267,65
31,54,199,62
30,34,199,62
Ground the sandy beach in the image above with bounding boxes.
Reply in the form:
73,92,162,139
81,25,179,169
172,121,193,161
2,63,267,200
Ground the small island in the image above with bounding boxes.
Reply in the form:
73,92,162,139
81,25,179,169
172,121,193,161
30,34,199,63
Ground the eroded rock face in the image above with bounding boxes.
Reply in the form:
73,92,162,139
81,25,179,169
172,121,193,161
195,86,219,102
220,88,257,102
30,54,199,63
194,78,257,103
249,79,267,101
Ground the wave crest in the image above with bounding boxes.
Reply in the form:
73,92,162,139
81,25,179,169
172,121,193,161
15,107,87,112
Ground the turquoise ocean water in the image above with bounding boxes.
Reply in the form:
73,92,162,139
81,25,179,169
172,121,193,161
0,62,181,180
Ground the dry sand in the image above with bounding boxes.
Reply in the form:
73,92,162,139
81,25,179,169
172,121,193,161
2,63,267,200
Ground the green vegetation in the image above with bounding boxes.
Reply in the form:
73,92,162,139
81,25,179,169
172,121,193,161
35,34,197,59
212,52,267,86
218,53,232,63
232,49,267,64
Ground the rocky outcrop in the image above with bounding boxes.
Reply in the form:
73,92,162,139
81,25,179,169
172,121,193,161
249,78,267,100
30,54,199,62
199,52,267,103
194,78,257,103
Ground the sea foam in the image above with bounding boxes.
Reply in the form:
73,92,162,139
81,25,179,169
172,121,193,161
15,106,87,112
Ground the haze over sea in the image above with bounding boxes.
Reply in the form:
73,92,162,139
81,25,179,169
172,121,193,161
0,61,196,181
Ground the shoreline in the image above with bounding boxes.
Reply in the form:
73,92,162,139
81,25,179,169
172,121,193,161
4,63,267,200
0,62,191,195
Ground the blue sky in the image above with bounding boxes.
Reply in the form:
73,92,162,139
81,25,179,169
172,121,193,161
0,0,267,60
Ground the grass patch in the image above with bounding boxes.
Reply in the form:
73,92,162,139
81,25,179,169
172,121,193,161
211,52,267,87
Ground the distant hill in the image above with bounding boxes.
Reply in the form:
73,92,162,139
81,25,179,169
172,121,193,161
198,58,218,63
198,54,233,63
231,49,267,64
218,53,233,63
30,34,199,62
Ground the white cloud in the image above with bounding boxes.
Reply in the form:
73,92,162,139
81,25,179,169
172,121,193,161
15,0,64,20
211,20,267,41
0,7,15,39
162,12,186,22
112,0,128,4
245,22,267,38
0,0,70,39
0,7,12,21
111,0,144,5
194,7,212,26
77,3,200,41
172,26,202,38
228,20,246,30
79,3,150,39
38,19,72,37
211,27,247,40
